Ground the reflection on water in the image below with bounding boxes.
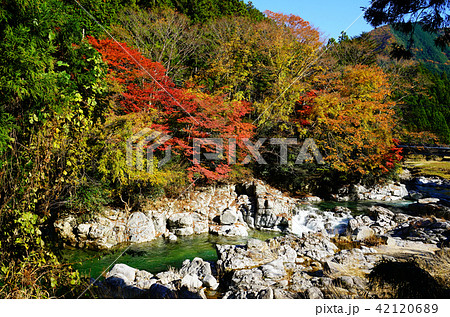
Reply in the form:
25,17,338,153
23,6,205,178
62,230,280,279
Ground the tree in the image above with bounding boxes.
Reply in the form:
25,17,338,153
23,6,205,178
0,0,112,298
196,12,323,124
89,36,255,183
364,0,450,48
296,65,401,178
112,8,202,85
326,33,379,67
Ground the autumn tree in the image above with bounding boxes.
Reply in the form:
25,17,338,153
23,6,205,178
111,8,202,85
296,65,401,179
89,36,255,184
195,11,323,125
325,33,379,67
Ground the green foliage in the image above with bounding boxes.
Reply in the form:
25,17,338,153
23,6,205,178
398,66,450,144
137,0,265,23
0,0,114,298
364,0,450,49
390,24,450,74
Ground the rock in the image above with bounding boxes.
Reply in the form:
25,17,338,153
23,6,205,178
192,213,209,234
323,260,346,275
407,203,450,220
260,259,286,279
306,287,323,299
273,289,296,299
136,278,156,290
167,233,178,242
302,196,322,203
135,269,153,280
172,227,194,236
416,176,450,187
203,274,219,290
418,198,440,204
385,236,398,246
180,257,212,279
341,182,408,201
257,288,274,299
290,271,313,292
393,213,409,224
335,276,354,289
54,216,77,245
77,223,92,240
150,211,167,235
355,226,375,241
127,212,156,243
409,190,424,200
107,264,138,284
210,223,248,237
368,206,395,222
181,274,202,291
296,233,338,261
216,245,263,271
220,206,239,225
347,218,362,233
198,288,207,299
247,238,267,250
230,268,268,291
168,212,193,229
278,244,297,263
155,270,181,286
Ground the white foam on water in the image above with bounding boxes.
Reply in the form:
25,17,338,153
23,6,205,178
291,204,352,236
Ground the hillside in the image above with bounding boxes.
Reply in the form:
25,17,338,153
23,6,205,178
369,24,450,75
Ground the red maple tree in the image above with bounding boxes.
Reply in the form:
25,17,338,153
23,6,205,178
88,36,255,181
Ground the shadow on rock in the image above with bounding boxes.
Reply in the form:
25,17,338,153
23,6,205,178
95,277,202,299
368,260,450,298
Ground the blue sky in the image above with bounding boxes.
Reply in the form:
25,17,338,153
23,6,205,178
250,0,374,40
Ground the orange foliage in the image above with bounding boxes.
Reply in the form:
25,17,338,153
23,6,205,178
296,65,401,176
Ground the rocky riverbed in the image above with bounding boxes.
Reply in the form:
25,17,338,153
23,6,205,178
54,179,412,250
93,204,450,299
57,175,450,299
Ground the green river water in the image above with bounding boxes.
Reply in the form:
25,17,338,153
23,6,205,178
62,230,281,279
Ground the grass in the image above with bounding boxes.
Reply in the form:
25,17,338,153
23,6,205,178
403,156,450,179
331,236,361,250
368,248,450,298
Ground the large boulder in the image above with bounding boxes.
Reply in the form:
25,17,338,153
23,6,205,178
336,182,408,201
181,274,202,291
53,215,77,246
220,206,239,225
106,263,138,285
210,223,249,237
127,212,156,243
179,257,212,279
167,212,194,236
355,226,376,241
149,211,167,235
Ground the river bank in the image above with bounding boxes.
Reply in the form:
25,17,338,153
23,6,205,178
59,173,450,299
